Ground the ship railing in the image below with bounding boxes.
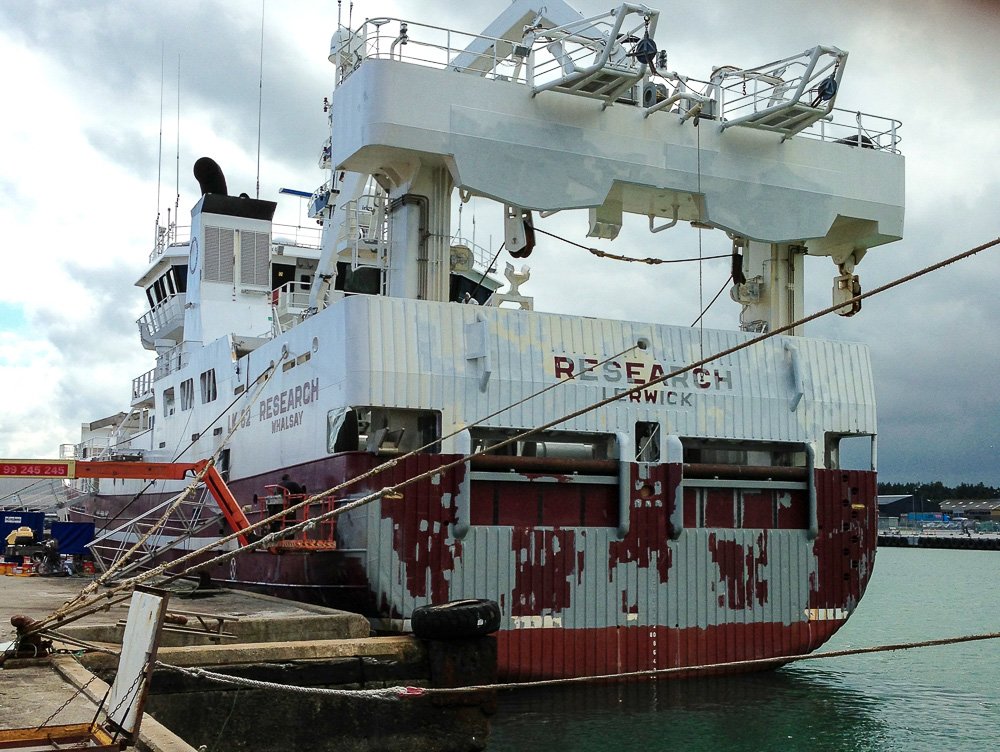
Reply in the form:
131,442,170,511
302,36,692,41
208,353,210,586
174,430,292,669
60,438,146,464
336,16,901,152
0,475,78,515
271,281,313,335
149,226,191,263
273,222,322,250
136,293,186,349
804,108,902,152
259,486,337,547
332,16,529,85
449,234,498,272
339,194,390,272
154,343,189,381
335,10,650,95
60,439,112,461
132,368,156,403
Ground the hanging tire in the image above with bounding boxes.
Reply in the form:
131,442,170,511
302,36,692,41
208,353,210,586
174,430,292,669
411,599,501,640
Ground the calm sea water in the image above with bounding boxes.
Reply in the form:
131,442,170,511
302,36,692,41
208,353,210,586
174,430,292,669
488,548,1000,751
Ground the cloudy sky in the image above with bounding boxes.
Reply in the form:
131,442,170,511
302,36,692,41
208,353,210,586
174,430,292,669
0,0,997,486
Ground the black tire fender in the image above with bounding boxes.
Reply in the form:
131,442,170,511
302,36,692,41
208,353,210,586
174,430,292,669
411,599,501,640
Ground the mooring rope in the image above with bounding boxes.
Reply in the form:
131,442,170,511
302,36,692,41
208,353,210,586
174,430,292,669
45,358,284,624
156,662,404,699
122,234,1000,598
144,630,1000,700
26,236,1000,635
27,346,637,631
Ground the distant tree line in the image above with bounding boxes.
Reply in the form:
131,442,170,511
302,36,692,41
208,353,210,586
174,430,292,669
877,481,1000,500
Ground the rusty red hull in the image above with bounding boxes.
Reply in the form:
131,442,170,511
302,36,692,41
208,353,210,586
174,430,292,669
73,453,876,681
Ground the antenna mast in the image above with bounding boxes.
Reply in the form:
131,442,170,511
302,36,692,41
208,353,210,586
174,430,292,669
155,45,164,253
256,0,265,199
173,55,181,245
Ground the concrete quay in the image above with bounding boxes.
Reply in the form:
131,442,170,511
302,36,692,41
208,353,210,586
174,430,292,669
1,575,496,751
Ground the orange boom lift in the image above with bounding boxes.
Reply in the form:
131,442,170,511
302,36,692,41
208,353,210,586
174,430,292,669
0,459,252,546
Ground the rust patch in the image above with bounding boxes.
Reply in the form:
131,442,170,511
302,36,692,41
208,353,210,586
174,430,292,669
377,455,463,603
510,529,577,616
608,464,675,584
707,531,769,609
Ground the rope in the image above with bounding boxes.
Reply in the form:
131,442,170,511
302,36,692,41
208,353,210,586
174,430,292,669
124,630,1000,702
532,225,728,265
690,273,733,327
28,346,637,632
29,236,1000,635
417,630,1000,696
157,662,404,699
38,361,283,629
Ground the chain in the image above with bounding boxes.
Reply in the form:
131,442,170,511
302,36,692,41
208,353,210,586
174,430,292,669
35,674,99,730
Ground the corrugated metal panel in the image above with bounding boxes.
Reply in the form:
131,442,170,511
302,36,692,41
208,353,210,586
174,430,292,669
327,297,880,679
349,296,875,447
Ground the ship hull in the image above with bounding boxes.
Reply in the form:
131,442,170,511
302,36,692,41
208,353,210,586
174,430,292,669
73,452,876,681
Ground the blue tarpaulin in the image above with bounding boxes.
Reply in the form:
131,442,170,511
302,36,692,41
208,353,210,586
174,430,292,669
50,522,96,555
1,511,45,542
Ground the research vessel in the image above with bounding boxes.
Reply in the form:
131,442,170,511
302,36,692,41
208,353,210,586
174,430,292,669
64,0,904,680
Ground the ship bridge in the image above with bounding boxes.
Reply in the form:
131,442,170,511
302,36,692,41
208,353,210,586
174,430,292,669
319,0,904,335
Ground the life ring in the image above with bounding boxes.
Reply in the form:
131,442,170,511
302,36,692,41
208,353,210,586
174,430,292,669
411,599,501,640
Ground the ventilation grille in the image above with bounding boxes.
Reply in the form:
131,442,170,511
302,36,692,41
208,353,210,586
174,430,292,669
240,230,270,288
203,227,269,286
203,226,235,283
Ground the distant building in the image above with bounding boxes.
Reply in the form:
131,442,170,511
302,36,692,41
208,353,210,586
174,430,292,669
940,499,1000,522
877,495,944,517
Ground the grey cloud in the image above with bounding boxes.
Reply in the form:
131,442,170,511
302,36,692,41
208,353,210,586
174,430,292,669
0,1,328,192
83,126,159,181
31,263,145,366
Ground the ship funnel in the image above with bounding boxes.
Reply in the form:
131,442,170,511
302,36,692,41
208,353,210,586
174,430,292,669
193,157,228,196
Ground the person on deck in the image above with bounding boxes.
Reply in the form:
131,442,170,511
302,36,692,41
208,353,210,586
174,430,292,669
279,474,306,496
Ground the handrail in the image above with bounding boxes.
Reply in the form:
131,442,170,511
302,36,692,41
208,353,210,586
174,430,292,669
132,369,156,401
136,293,186,334
333,15,902,152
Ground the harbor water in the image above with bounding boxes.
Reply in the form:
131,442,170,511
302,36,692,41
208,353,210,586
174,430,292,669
489,547,999,751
